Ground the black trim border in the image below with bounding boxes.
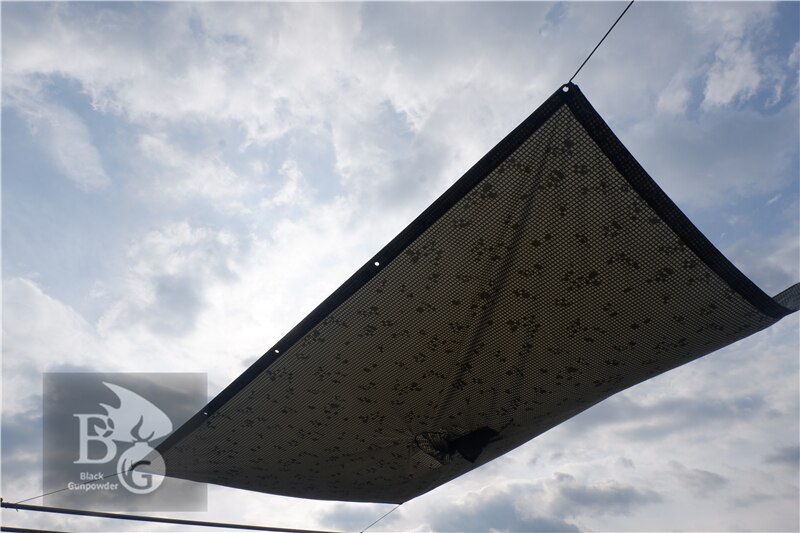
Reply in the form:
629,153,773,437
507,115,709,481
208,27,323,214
561,84,793,320
157,83,793,456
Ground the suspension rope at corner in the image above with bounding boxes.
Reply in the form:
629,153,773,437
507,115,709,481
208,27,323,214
359,503,401,533
11,471,125,505
0,501,345,533
569,0,635,84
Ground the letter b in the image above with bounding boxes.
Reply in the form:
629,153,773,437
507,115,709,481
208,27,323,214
74,414,117,464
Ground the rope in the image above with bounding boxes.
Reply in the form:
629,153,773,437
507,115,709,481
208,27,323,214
0,502,345,533
11,472,123,505
359,504,401,533
569,0,635,83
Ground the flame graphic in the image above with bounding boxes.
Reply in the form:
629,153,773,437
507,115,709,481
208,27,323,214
98,382,173,444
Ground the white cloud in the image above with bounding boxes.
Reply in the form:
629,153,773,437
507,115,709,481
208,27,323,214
2,2,791,213
5,85,110,191
136,133,249,211
703,39,762,108
682,2,778,110
1,278,105,414
790,41,800,68
1,3,554,217
668,460,728,497
98,221,240,338
261,159,309,209
657,72,693,115
724,227,800,296
687,2,774,42
623,98,798,208
88,199,390,392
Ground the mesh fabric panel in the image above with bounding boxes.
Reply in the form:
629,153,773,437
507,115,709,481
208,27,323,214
154,84,798,504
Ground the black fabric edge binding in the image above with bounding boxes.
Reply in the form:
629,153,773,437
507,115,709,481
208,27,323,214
157,85,570,455
562,82,793,320
157,82,793,458
773,283,800,311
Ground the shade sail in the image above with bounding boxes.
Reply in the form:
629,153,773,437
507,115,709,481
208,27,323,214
154,83,799,504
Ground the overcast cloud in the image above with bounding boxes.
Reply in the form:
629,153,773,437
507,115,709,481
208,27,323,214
2,2,798,532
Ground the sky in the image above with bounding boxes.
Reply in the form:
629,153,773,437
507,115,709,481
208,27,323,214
1,1,798,532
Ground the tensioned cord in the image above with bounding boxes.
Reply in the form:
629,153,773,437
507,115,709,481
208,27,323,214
0,501,344,533
10,471,124,505
359,504,401,533
569,0,635,83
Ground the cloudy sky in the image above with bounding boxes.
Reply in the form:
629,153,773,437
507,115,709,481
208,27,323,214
2,2,798,532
